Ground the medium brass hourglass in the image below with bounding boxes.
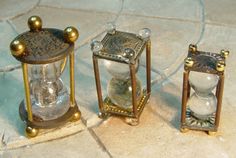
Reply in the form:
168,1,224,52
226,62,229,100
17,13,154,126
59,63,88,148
91,24,151,125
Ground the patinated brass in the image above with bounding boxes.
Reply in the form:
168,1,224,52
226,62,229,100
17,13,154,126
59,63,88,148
10,40,26,57
181,44,229,135
92,30,151,125
10,16,81,137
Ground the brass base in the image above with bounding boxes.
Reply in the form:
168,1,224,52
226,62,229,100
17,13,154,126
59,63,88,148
19,100,81,137
180,127,189,133
125,117,139,126
207,131,217,136
180,125,217,136
99,90,150,126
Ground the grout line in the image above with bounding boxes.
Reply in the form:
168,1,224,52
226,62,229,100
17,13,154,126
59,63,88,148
9,0,41,21
88,128,113,158
149,0,206,86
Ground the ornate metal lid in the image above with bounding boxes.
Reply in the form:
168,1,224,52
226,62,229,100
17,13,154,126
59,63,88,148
184,44,228,74
94,31,147,64
10,16,79,64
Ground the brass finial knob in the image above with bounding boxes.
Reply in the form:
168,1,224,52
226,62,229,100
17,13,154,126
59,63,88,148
28,15,42,31
25,126,39,138
189,44,197,53
185,57,194,67
63,26,79,43
10,40,26,56
216,61,225,72
220,50,230,58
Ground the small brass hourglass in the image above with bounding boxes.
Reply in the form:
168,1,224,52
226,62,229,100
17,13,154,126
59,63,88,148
181,44,229,135
91,24,151,125
10,16,81,137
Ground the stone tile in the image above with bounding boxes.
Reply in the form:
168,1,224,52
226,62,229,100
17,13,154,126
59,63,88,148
0,21,20,68
92,78,236,158
40,0,121,14
1,130,110,158
0,0,38,20
11,6,116,48
205,0,236,26
123,0,201,21
116,14,201,73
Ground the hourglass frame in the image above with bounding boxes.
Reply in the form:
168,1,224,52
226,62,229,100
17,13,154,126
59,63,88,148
180,44,229,135
10,16,81,137
92,28,151,125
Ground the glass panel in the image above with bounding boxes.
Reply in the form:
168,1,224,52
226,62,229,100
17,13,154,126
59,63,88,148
27,57,70,121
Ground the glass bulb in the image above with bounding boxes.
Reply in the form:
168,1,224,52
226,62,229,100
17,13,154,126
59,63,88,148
188,71,218,120
27,58,70,121
138,28,151,40
189,71,219,96
188,93,217,120
107,78,142,109
105,60,142,109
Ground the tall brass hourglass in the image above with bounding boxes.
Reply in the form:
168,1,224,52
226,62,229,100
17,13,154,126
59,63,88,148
10,16,81,137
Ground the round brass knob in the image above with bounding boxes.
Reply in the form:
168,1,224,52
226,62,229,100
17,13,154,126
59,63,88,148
189,44,197,53
63,26,79,43
220,50,230,58
216,61,225,72
25,126,39,138
10,40,25,56
185,57,194,67
28,15,42,31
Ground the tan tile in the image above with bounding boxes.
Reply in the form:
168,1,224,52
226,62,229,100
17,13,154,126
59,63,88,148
0,0,38,20
40,0,121,14
1,130,110,158
0,21,19,68
123,0,201,21
205,0,236,26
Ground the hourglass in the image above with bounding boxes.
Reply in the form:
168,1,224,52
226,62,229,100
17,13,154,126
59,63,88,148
10,16,81,137
180,44,229,135
91,25,151,125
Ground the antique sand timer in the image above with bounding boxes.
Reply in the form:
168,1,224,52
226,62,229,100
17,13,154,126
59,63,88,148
180,44,229,135
91,24,151,125
10,16,81,137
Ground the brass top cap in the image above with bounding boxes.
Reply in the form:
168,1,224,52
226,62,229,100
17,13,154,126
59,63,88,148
94,30,147,64
10,16,79,64
185,45,226,74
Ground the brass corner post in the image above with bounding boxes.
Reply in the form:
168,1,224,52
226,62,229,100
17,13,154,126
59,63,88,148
215,74,225,128
146,39,151,94
92,56,104,112
181,70,189,124
22,63,33,122
69,50,75,107
130,63,138,117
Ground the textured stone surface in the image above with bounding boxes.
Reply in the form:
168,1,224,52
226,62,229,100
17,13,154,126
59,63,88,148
0,130,110,158
205,0,236,26
0,21,19,68
0,0,38,20
40,0,121,14
123,0,201,21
